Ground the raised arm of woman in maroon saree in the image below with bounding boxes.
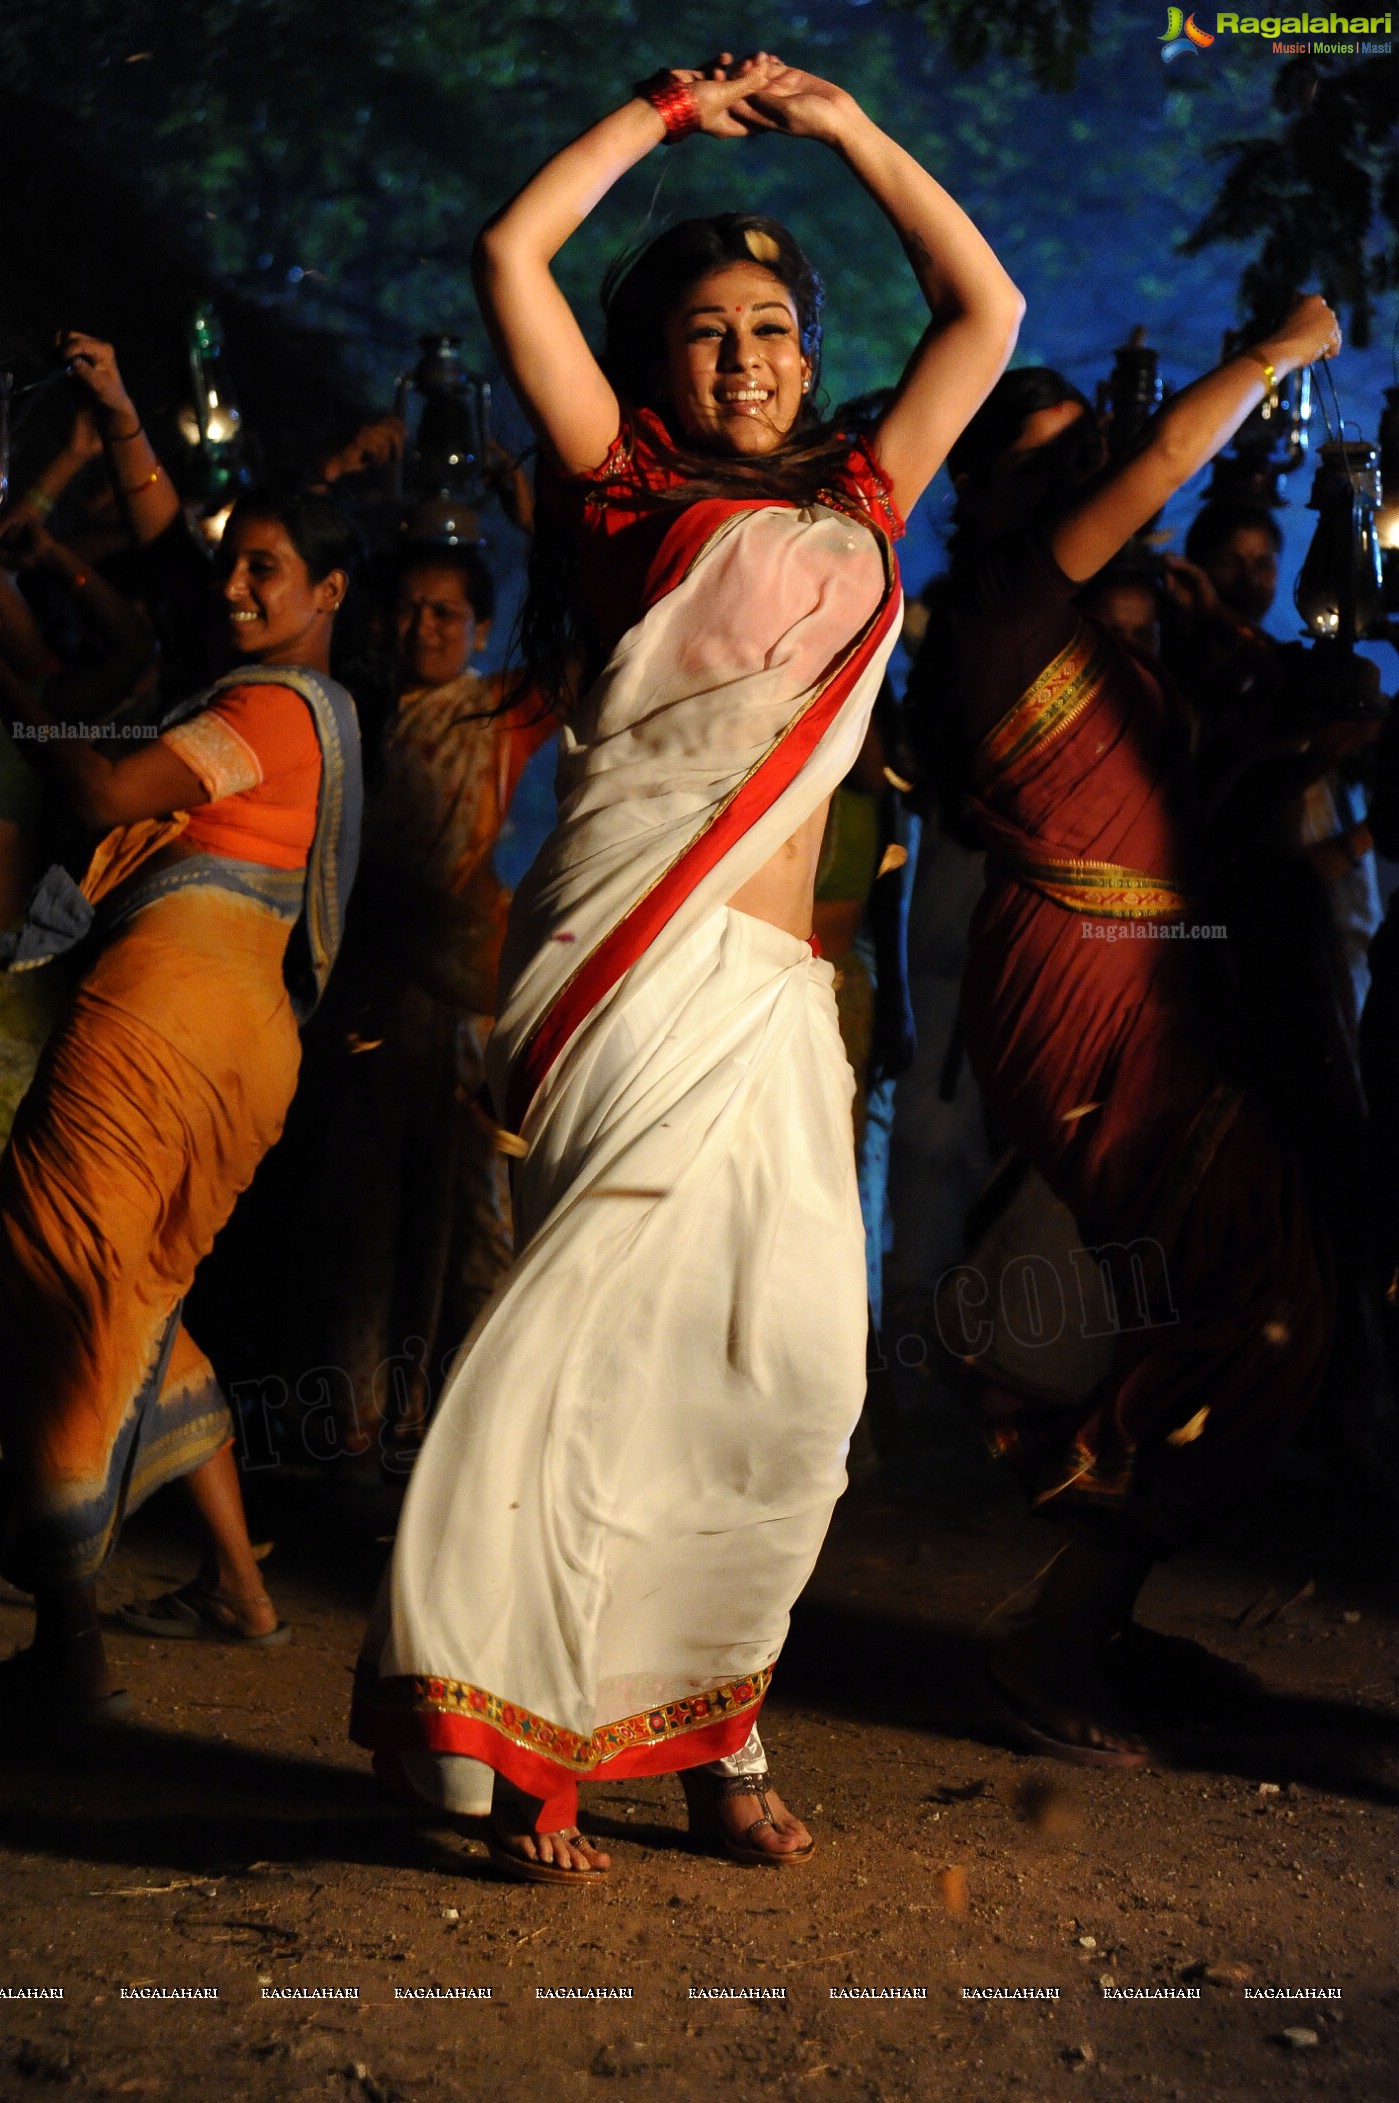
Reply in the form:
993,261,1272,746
1051,293,1342,584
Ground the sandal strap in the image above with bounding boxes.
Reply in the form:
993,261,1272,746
696,1772,779,1837
706,1772,772,1801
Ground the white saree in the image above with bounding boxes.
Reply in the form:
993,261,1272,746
353,499,901,1823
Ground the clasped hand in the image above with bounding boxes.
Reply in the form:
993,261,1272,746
653,51,856,143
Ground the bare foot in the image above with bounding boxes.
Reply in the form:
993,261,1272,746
983,1535,1154,1767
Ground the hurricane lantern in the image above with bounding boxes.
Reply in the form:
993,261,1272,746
1100,326,1165,465
181,305,250,510
1294,436,1384,644
394,335,491,543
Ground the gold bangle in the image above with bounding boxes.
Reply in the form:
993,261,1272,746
22,487,56,520
1244,347,1279,416
120,468,161,496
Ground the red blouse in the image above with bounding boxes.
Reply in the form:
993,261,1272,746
542,405,905,664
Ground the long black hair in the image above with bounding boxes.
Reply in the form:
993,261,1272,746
519,214,858,718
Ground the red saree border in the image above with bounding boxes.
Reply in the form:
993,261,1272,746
502,531,901,1135
350,1665,770,1806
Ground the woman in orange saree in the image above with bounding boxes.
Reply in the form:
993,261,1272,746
925,312,1342,1766
0,488,361,1716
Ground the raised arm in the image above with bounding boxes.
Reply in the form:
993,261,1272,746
57,332,182,548
471,57,787,475
1051,295,1341,584
735,67,1024,517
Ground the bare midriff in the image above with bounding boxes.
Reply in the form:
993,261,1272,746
725,796,831,942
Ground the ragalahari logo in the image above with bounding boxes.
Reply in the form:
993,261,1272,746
1160,6,1218,53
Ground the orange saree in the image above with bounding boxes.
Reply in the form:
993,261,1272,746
0,666,360,1589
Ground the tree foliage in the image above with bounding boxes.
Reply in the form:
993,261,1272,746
0,0,1393,428
1183,54,1399,346
879,0,1095,92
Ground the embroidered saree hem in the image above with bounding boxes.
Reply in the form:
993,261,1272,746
351,1665,768,1815
0,1324,232,1591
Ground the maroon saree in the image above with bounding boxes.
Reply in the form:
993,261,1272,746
957,547,1330,1554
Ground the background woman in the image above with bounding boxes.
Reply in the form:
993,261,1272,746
285,539,553,1480
352,51,1021,1879
0,484,361,1715
917,303,1340,1766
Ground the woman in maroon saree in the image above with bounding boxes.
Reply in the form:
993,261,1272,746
928,304,1342,1765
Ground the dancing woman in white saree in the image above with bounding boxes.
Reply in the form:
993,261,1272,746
351,50,1022,1880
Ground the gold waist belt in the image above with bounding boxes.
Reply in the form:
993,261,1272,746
1000,851,1192,922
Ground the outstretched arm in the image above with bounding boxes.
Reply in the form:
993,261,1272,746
472,56,787,476
736,67,1023,518
1051,295,1341,583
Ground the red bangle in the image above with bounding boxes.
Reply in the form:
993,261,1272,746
640,76,702,142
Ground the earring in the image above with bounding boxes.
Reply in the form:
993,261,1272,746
802,378,811,393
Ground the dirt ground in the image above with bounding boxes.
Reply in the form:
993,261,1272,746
2,1413,1396,2103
